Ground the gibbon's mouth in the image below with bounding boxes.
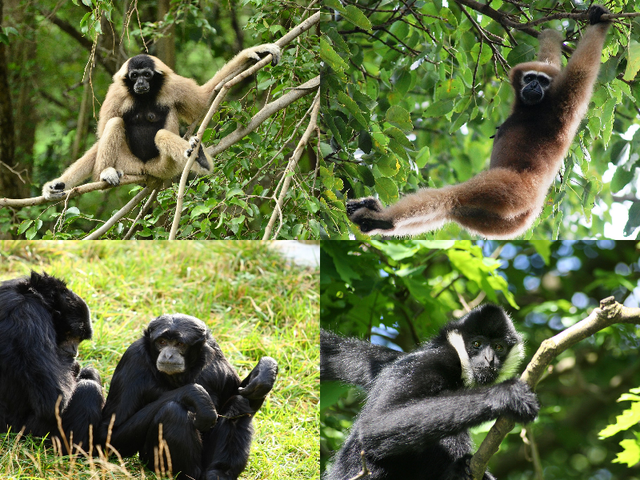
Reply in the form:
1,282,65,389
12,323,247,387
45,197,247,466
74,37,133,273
134,85,150,94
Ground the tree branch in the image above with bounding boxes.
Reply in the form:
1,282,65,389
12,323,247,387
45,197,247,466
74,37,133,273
469,297,640,479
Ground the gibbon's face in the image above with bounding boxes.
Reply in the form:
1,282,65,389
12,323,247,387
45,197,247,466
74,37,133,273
519,70,552,105
466,335,513,385
125,55,164,96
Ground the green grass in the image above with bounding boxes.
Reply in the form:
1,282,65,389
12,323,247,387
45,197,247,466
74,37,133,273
0,241,319,479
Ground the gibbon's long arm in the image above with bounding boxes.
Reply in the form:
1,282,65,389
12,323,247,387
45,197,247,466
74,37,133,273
347,5,611,239
320,329,403,390
42,44,280,200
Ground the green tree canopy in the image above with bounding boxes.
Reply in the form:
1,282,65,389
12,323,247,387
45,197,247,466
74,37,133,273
319,1,640,239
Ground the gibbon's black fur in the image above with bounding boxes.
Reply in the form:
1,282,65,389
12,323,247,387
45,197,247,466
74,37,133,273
42,44,281,200
100,314,278,480
0,271,104,453
321,304,539,480
347,5,611,239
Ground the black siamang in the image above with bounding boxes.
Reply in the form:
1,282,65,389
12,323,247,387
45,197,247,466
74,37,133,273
100,314,278,480
0,271,104,453
321,304,540,480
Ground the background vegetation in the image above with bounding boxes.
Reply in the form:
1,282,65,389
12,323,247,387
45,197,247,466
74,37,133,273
0,0,319,239
0,240,319,479
321,240,640,479
319,0,640,239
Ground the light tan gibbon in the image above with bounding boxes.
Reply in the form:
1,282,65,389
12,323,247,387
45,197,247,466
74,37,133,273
347,5,611,239
42,44,281,200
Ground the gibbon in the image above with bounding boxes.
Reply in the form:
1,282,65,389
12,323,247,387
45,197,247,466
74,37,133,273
42,44,281,200
321,304,539,480
347,5,611,239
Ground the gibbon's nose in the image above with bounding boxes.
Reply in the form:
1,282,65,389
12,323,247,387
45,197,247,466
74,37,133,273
484,350,496,367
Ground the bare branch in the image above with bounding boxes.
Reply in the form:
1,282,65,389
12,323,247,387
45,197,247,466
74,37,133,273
263,88,320,240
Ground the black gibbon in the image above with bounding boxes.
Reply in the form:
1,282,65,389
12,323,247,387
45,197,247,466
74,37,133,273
100,314,278,480
0,271,104,454
42,44,281,200
321,304,539,480
347,5,611,239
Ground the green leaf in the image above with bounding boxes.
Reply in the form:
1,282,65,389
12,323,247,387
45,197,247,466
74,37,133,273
624,40,640,81
341,5,373,33
320,38,348,77
337,91,368,129
611,166,635,193
624,202,640,237
385,105,413,132
375,177,399,204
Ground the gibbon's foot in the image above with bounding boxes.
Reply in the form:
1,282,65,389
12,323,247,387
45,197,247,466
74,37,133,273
347,198,394,232
184,136,211,170
99,167,123,186
246,44,281,66
589,4,610,24
42,181,67,200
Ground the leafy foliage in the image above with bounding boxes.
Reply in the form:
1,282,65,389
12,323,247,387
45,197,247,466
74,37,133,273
319,0,640,239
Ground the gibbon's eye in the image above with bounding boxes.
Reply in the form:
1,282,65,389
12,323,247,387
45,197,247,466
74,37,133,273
523,73,537,84
146,112,157,122
494,343,505,353
130,72,138,80
143,71,152,79
472,340,482,349
158,339,167,346
537,75,550,88
177,342,185,348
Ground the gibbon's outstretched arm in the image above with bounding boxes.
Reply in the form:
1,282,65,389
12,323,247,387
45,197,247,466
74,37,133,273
320,330,403,390
347,5,611,239
42,44,281,200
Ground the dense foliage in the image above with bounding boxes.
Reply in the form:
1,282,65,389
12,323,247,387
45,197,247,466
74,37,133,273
321,240,640,479
319,0,640,239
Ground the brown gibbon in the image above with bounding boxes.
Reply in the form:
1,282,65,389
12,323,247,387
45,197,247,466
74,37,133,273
347,5,611,239
42,44,280,200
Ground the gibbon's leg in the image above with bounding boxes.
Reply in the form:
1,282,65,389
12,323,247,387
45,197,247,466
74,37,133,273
95,117,135,186
146,129,212,179
42,142,99,200
348,168,543,238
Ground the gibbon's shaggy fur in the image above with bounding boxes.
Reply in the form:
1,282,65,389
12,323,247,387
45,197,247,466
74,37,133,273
321,304,539,480
42,44,281,200
347,5,611,239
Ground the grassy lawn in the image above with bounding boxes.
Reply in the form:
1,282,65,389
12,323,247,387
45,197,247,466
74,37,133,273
0,241,319,480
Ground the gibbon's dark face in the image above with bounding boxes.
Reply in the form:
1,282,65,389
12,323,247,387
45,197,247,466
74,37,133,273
445,304,524,386
520,70,552,105
125,54,164,96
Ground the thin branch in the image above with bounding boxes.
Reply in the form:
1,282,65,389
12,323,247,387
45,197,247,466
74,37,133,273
263,88,320,239
469,297,640,479
83,186,151,240
0,175,146,208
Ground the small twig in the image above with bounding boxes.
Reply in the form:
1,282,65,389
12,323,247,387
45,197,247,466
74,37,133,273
347,450,370,480
83,186,151,240
262,88,319,239
123,187,159,240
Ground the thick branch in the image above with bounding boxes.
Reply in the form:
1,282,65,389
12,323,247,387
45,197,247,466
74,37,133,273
469,297,640,479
